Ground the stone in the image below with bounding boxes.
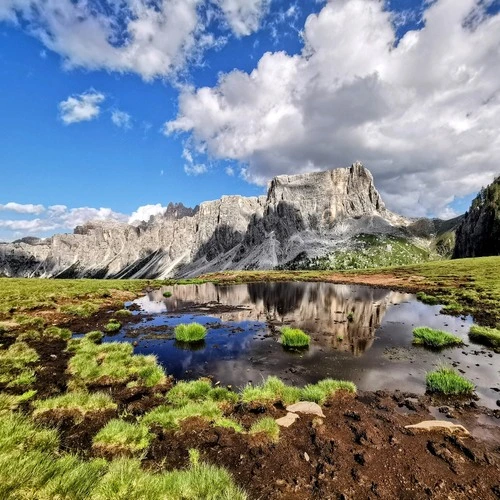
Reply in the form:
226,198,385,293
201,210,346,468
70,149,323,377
276,412,300,428
405,420,470,437
286,402,325,418
0,163,446,278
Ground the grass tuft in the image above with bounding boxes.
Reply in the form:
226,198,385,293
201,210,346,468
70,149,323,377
0,341,39,388
468,325,500,349
93,419,152,456
175,323,207,343
416,292,440,305
166,379,238,407
115,309,132,317
426,367,475,395
85,330,104,343
300,379,356,404
412,327,463,348
241,376,301,406
280,327,310,348
249,417,280,443
104,319,121,333
34,391,117,418
60,302,100,318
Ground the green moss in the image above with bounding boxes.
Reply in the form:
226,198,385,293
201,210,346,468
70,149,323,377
115,309,132,317
426,367,474,395
174,323,207,343
412,327,463,348
280,327,310,348
468,325,500,349
249,417,279,443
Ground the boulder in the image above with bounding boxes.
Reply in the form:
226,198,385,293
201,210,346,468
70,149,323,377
286,402,325,418
405,420,470,437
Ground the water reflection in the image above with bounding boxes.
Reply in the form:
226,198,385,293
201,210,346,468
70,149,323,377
114,282,500,408
141,282,413,356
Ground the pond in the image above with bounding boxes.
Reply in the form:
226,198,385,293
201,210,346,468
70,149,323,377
111,282,499,408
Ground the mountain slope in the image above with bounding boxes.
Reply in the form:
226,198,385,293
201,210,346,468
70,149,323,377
453,176,500,258
0,163,454,278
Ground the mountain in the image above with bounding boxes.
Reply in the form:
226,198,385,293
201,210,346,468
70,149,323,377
0,163,456,278
453,176,500,258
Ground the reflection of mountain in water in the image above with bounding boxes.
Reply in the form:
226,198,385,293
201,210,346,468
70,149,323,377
142,282,412,355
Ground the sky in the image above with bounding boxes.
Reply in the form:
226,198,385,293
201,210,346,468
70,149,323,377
0,0,499,241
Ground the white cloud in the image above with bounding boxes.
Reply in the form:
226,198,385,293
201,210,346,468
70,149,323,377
111,110,132,129
225,166,234,176
0,202,45,214
129,204,168,223
0,0,272,80
166,0,500,217
216,0,271,36
59,90,105,124
184,163,208,175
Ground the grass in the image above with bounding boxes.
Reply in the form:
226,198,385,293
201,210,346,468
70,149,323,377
33,391,117,418
85,330,104,343
468,325,500,349
104,318,122,332
0,391,36,414
61,302,100,318
412,327,463,348
115,309,132,317
280,327,310,348
14,314,47,329
0,412,246,499
166,379,238,407
68,339,166,388
93,419,153,456
416,292,440,305
426,367,475,395
249,417,280,443
175,323,207,342
241,376,301,406
0,341,39,388
300,379,356,404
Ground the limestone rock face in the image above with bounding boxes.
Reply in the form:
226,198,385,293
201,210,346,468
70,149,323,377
0,163,430,278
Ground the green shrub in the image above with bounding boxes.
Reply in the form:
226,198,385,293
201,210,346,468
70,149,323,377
104,319,121,333
426,367,475,395
174,323,207,343
241,376,301,406
249,417,279,443
469,325,500,349
280,327,310,348
300,379,356,404
412,327,463,348
347,312,354,322
163,291,172,298
115,309,132,317
93,420,152,456
85,330,104,343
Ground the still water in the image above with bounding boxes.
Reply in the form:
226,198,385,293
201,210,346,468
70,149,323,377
111,282,499,408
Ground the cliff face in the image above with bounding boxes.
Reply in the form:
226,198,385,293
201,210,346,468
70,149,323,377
453,176,500,258
0,163,433,278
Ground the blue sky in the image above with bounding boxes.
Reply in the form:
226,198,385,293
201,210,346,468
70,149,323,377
0,0,499,240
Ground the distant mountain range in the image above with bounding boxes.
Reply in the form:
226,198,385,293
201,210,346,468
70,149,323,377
1,162,495,279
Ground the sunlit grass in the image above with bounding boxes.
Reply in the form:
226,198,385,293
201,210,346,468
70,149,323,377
426,367,474,395
469,325,500,349
280,327,310,348
412,327,463,348
93,419,153,456
104,318,121,333
33,391,117,418
0,341,39,388
174,323,207,343
300,379,356,404
249,417,279,443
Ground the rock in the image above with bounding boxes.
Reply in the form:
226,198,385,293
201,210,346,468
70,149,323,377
0,163,443,278
276,412,300,428
286,402,325,418
405,420,470,437
304,452,310,462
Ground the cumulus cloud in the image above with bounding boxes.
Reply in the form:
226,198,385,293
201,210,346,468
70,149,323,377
129,204,168,223
59,90,105,124
216,0,271,36
0,0,271,80
111,110,132,129
0,202,45,214
166,0,500,217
